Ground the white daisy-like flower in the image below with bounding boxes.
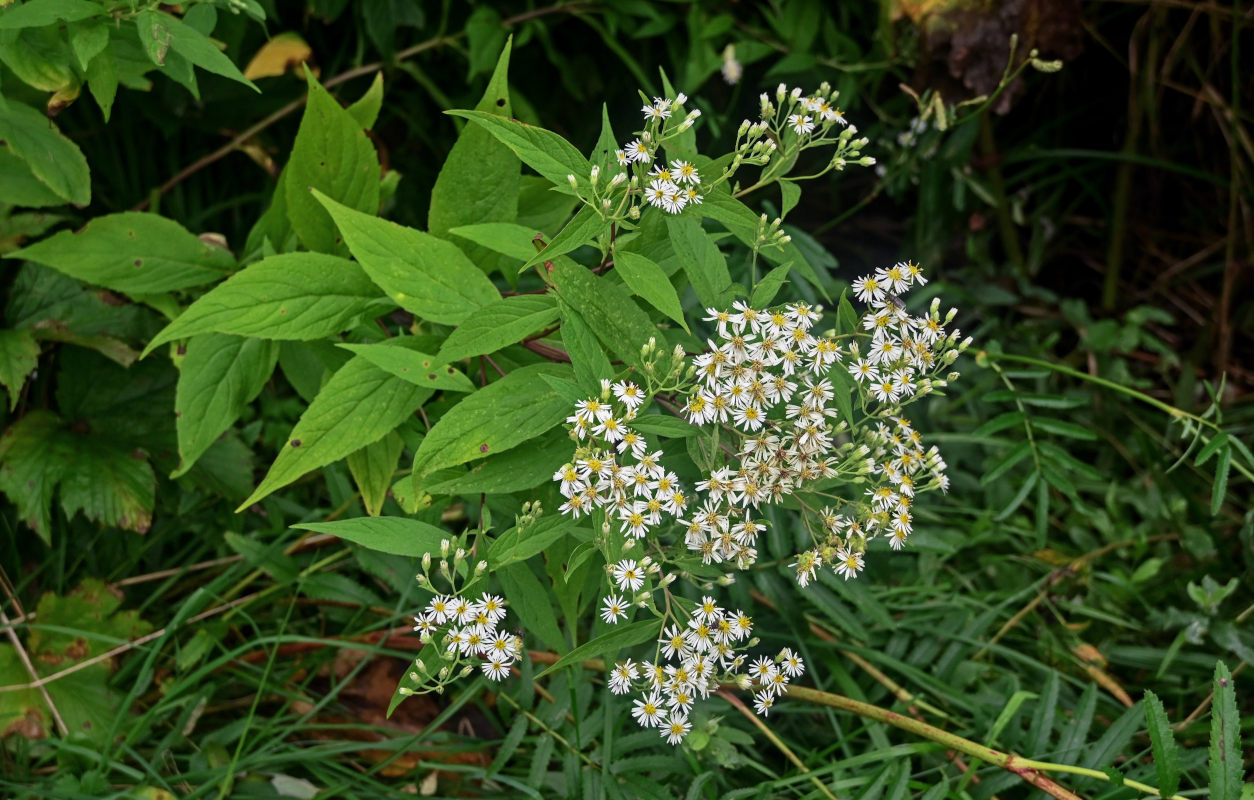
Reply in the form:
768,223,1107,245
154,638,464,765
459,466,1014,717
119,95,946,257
645,178,676,209
601,593,629,624
474,593,507,625
609,660,637,695
753,691,775,716
779,648,805,677
834,546,864,580
631,691,669,728
612,381,645,410
482,657,511,681
624,138,651,163
425,594,453,624
643,102,671,121
615,149,629,166
788,114,815,135
670,159,700,185
662,715,691,744
611,559,645,591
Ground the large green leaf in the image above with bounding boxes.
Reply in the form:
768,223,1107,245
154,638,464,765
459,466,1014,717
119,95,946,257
447,109,590,191
554,294,612,392
424,428,570,496
551,259,656,371
173,334,278,477
0,0,104,29
9,213,234,295
291,516,448,557
612,251,689,332
285,74,380,253
522,203,607,270
239,355,432,509
142,253,390,355
337,338,475,393
0,328,40,410
138,10,258,90
0,147,68,207
437,294,559,362
346,431,404,516
411,362,572,485
314,191,499,324
448,222,539,262
428,38,518,238
666,215,732,309
0,100,89,204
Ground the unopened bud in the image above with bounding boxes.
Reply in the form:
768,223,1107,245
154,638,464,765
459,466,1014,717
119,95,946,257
610,172,626,187
422,552,431,572
567,174,578,190
475,560,488,574
440,539,451,557
958,336,973,352
590,165,600,186
859,156,876,167
776,84,787,102
437,666,449,680
460,665,474,678
454,547,466,563
659,573,677,587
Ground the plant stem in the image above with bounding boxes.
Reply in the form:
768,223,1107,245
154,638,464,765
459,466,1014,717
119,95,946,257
717,689,839,800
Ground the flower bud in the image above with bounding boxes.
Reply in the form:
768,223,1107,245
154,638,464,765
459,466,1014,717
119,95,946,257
859,156,876,167
415,573,427,586
958,336,973,352
475,560,488,574
590,165,600,186
567,174,578,190
945,307,959,324
454,547,466,563
776,83,787,102
460,665,474,678
422,552,431,572
438,666,449,680
610,171,626,187
738,119,750,137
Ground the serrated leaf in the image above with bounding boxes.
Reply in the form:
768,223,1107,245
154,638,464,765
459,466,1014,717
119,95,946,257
666,215,731,308
0,411,73,541
292,516,446,557
522,203,607,270
0,328,40,410
447,109,590,191
143,253,386,356
85,47,117,121
1209,661,1241,800
57,435,155,534
411,362,571,484
337,339,474,393
437,294,559,362
750,262,791,307
9,212,233,295
551,259,657,371
534,619,661,679
67,21,108,72
285,75,380,253
497,562,566,653
973,411,1026,438
0,0,103,29
173,334,277,477
346,431,404,516
238,355,431,509
314,191,499,325
613,251,689,333
429,38,517,238
555,295,612,392
1144,690,1182,797
0,100,89,204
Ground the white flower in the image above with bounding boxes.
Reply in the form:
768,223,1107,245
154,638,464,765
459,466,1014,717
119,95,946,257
788,114,815,135
779,648,805,677
660,624,690,660
694,596,723,624
609,660,637,694
425,594,453,624
624,138,651,163
611,559,645,591
631,691,669,728
645,179,677,209
753,691,775,716
615,149,629,166
834,547,864,580
643,102,671,121
852,275,885,304
474,593,507,625
613,381,645,411
482,657,511,681
662,715,691,744
601,593,629,624
671,159,700,186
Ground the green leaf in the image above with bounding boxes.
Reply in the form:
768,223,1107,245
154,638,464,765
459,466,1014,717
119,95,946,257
0,328,40,410
497,562,566,653
138,10,258,90
464,6,505,78
523,204,607,270
1144,691,1181,797
143,253,387,356
534,619,662,679
554,296,612,392
750,263,791,307
347,431,404,516
0,147,67,207
447,109,590,191
314,191,499,325
700,192,828,298
292,516,446,557
345,72,384,129
337,339,475,393
429,37,517,237
1195,432,1229,466
0,411,73,541
67,20,108,71
424,428,570,496
779,180,801,217
666,216,732,308
85,47,117,121
613,251,689,333
9,213,233,295
973,411,1026,438
173,334,278,477
285,74,381,253
1211,445,1231,516
488,514,577,569
0,100,90,205
829,364,858,429
629,413,696,439
57,435,156,533
411,362,571,484
1209,661,1242,800
238,355,431,509
437,294,559,362
837,288,859,335
1028,417,1099,440
0,0,103,29
449,222,541,262
552,259,657,371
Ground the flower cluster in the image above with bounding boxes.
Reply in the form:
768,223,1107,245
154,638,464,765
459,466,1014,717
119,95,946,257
758,83,876,174
618,95,707,214
608,593,805,744
414,591,523,681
